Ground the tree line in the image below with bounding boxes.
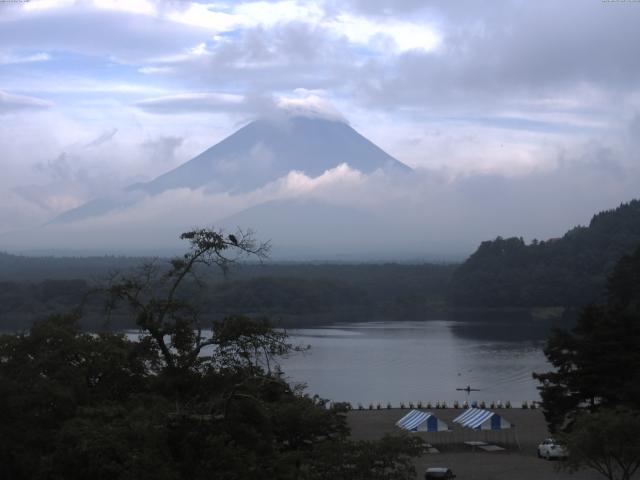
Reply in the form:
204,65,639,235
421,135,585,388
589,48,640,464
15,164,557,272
535,244,640,480
3,198,640,329
0,261,454,331
451,199,640,308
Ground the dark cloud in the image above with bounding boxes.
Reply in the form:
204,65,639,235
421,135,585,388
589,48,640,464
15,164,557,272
353,1,640,111
117,0,640,126
142,22,354,92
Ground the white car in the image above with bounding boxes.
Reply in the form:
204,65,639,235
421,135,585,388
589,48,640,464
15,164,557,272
537,438,568,460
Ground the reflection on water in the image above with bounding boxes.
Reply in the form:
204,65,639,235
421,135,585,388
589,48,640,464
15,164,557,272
279,320,551,405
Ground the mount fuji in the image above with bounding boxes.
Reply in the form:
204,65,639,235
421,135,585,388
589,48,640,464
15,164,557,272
54,115,411,223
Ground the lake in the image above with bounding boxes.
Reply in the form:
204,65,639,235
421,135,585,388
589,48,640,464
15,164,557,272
279,320,551,406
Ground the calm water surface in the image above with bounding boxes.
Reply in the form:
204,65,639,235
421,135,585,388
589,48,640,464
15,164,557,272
279,320,550,405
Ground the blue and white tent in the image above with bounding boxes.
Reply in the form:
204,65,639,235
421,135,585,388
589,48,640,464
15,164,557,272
452,408,512,430
396,410,449,432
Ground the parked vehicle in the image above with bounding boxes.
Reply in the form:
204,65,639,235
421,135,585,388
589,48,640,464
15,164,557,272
425,467,456,479
537,438,568,460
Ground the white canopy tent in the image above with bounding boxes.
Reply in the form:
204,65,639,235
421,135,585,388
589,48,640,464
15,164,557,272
452,408,512,430
396,410,450,432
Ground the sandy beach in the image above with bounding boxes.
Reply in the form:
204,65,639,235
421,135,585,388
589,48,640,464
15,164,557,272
347,408,609,480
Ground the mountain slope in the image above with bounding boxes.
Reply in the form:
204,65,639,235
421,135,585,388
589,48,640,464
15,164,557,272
135,116,410,195
450,199,640,307
54,115,411,223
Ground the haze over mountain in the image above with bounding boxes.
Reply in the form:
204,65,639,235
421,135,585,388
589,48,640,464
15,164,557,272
3,100,639,260
55,114,411,223
219,198,389,260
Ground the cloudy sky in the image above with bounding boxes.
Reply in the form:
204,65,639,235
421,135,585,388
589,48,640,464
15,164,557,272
1,0,640,256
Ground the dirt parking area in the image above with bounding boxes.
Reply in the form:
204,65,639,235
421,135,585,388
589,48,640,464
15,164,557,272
347,409,609,480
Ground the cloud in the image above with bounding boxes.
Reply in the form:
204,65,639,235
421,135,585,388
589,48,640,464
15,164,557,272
141,135,184,165
0,90,52,113
0,191,54,236
135,93,246,114
34,152,76,183
135,89,347,124
327,13,441,53
352,1,640,111
3,132,640,258
138,21,355,95
84,128,118,148
276,90,348,122
0,51,51,65
1,0,640,257
0,2,210,63
9,125,189,218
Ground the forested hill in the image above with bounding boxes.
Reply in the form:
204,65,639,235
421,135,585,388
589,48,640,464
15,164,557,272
451,199,640,308
0,257,455,330
0,253,144,282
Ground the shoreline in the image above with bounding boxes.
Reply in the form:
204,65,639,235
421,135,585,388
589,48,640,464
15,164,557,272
347,408,548,449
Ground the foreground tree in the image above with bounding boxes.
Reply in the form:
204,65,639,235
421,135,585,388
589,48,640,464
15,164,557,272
0,315,165,480
560,408,640,480
534,244,640,431
104,227,271,372
0,228,424,480
304,435,425,480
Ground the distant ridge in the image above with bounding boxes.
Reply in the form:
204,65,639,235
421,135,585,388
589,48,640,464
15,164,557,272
54,115,411,223
451,199,640,308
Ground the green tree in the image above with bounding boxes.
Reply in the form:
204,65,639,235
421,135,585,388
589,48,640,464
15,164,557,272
0,228,424,480
534,245,640,431
451,199,640,308
560,408,640,480
103,227,270,372
0,314,161,480
304,435,424,480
